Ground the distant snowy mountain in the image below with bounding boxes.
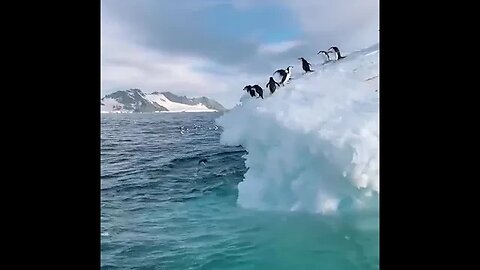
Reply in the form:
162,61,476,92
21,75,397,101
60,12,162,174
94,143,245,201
100,89,226,113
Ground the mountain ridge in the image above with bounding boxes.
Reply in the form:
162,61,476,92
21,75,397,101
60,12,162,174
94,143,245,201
101,89,226,113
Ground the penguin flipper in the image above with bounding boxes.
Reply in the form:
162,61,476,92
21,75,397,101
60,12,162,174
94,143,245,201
274,70,286,76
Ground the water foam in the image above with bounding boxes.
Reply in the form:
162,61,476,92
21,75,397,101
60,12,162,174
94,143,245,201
216,43,379,214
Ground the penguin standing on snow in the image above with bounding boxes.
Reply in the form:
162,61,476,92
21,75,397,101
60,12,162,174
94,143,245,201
317,50,331,63
266,76,281,94
243,85,256,97
273,66,293,86
328,46,346,60
252,85,264,99
298,57,314,73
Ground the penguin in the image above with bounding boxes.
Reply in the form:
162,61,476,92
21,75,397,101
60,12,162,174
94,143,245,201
266,76,281,94
298,57,314,73
317,50,331,63
328,46,346,60
198,158,208,165
273,66,293,86
252,85,264,99
243,85,256,97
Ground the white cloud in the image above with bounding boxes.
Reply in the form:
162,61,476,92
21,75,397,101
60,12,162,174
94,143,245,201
258,40,305,55
100,0,379,108
101,15,262,108
282,0,379,52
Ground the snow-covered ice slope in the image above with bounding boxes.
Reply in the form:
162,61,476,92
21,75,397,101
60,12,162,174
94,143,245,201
217,43,379,214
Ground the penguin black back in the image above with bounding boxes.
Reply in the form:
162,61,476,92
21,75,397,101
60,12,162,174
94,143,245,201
243,85,256,97
317,50,330,61
252,85,264,99
298,57,314,73
329,46,346,60
266,76,280,94
273,66,293,85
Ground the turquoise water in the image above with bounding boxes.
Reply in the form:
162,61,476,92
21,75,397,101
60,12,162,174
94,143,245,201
101,113,379,270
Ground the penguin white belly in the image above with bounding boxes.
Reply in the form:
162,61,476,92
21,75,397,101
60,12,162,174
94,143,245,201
284,72,292,83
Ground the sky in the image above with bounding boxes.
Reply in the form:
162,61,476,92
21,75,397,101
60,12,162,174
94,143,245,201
101,0,379,108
